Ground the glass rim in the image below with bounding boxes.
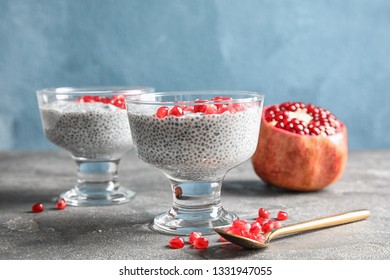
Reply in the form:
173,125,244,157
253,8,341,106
36,86,154,96
125,90,264,106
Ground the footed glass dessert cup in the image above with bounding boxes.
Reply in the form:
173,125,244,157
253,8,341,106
126,91,264,234
37,86,154,206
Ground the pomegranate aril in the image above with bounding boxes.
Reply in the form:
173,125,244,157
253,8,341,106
249,221,262,235
273,221,282,228
189,232,202,244
258,207,271,219
169,106,184,117
262,222,274,233
194,99,208,113
32,203,44,213
183,105,194,112
276,211,288,221
193,237,209,249
255,217,267,225
232,219,251,231
227,227,245,237
169,236,185,249
56,198,67,210
204,104,218,114
156,106,169,119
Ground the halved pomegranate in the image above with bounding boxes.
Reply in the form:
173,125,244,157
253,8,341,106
252,101,348,191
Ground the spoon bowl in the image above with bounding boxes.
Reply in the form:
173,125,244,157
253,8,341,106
214,209,370,249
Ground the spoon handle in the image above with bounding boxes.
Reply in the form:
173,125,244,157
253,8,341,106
266,209,370,242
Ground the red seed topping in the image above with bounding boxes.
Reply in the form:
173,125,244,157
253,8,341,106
56,198,67,210
156,106,169,119
76,95,126,109
169,106,184,117
154,96,248,118
193,237,209,249
168,236,185,249
277,211,288,221
32,203,44,213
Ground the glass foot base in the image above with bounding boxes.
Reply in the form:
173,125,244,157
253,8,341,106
60,186,136,206
152,207,238,235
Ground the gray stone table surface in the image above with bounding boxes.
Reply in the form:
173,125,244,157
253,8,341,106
0,150,389,260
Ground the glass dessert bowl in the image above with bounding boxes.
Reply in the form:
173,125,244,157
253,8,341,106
126,91,264,235
37,86,154,206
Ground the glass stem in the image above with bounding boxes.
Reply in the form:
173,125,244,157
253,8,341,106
170,179,223,218
75,159,120,196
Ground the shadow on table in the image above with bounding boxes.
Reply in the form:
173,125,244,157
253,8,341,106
222,179,302,197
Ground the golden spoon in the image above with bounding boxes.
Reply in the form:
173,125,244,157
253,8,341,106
214,209,370,249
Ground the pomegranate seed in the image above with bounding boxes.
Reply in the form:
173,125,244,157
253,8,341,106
273,220,282,228
249,221,262,235
255,217,267,225
189,232,202,244
277,211,288,221
156,106,169,119
193,237,209,249
258,208,271,219
56,198,67,210
194,99,208,113
232,103,244,112
111,97,126,109
168,236,185,249
32,203,44,213
227,227,245,237
100,97,111,104
262,222,274,233
169,106,184,117
183,106,194,112
217,104,230,114
232,219,251,231
204,104,218,114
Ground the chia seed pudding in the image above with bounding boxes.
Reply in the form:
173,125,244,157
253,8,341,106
127,106,262,180
40,101,132,159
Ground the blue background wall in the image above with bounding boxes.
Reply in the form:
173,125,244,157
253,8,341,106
0,0,389,150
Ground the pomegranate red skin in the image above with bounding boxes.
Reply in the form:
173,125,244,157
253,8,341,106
252,106,348,191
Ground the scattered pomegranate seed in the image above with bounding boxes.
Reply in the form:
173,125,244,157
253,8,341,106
277,211,288,221
168,236,185,249
32,203,44,213
156,106,169,119
189,232,202,244
193,237,209,249
258,208,271,219
56,198,67,210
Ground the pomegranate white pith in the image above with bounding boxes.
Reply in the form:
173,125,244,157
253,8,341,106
252,102,348,192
